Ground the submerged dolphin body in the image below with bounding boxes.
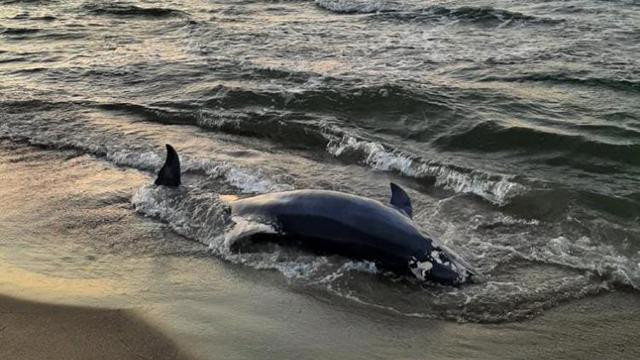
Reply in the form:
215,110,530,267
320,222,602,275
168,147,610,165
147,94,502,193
155,144,473,285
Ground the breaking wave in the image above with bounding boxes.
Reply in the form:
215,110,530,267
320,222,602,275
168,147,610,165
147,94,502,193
325,133,527,205
196,111,529,205
0,95,529,206
0,117,291,195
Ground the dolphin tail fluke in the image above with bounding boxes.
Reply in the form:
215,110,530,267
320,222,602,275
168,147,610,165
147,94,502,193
155,144,181,187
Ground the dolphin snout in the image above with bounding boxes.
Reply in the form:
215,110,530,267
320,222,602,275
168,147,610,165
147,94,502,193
429,262,462,286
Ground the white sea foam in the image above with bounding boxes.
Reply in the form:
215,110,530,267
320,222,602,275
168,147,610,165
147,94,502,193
204,163,292,194
529,236,640,290
326,134,527,205
133,185,375,282
2,124,290,195
317,260,379,284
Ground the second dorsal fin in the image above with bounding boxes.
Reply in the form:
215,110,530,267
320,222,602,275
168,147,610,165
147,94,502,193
390,183,412,218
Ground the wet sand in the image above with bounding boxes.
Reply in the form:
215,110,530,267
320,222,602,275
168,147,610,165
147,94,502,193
0,295,192,360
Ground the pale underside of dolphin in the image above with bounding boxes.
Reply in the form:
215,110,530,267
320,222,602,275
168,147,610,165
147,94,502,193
154,144,474,285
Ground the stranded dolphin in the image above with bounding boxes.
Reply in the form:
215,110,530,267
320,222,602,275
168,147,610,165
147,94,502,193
155,144,474,285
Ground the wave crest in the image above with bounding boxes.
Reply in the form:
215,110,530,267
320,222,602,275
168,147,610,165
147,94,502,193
326,134,527,205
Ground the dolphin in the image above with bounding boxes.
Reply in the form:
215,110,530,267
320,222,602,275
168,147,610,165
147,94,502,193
155,144,474,285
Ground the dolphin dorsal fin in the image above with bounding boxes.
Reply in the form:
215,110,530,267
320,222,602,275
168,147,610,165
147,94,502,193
389,183,412,218
155,144,181,187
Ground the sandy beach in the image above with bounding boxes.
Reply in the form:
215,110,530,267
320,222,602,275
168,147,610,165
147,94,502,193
0,295,192,360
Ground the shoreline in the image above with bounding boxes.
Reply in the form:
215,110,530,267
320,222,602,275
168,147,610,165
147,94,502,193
0,294,192,360
1,267,639,360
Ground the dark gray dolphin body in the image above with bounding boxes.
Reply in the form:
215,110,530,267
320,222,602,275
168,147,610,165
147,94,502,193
155,145,472,285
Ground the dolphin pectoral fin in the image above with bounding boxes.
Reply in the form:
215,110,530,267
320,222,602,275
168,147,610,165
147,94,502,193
154,144,181,187
389,182,412,218
225,216,280,252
